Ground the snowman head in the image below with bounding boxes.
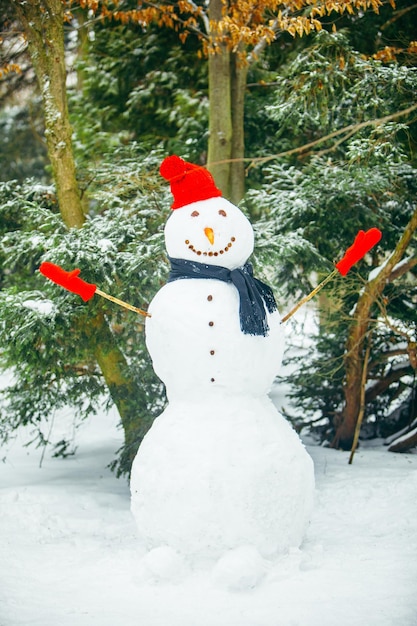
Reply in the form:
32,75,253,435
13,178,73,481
161,156,254,270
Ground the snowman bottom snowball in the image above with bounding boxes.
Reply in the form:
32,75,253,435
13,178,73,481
130,397,314,563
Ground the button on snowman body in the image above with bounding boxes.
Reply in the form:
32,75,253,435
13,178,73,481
130,156,314,564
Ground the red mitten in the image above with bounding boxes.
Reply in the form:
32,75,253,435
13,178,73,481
39,262,97,302
335,228,382,276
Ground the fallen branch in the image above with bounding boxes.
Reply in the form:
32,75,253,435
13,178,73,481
388,424,417,452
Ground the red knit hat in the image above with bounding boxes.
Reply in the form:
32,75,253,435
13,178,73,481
160,155,222,210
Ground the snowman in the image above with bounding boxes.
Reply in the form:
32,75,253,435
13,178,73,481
130,156,314,579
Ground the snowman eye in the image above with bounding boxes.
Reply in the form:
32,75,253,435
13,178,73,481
191,210,200,217
219,210,227,217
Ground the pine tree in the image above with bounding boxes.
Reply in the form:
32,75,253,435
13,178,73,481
248,31,417,449
0,148,169,474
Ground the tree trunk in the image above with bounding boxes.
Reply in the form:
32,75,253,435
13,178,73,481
332,205,417,449
230,51,248,205
205,1,256,203
207,46,248,203
14,0,150,471
15,0,85,229
207,0,233,197
90,313,154,471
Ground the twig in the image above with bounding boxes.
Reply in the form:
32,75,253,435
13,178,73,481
304,128,358,160
95,288,151,318
39,412,55,468
207,102,417,170
349,335,372,464
281,269,338,323
380,4,417,30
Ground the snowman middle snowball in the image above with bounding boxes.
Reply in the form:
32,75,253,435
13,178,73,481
144,192,285,401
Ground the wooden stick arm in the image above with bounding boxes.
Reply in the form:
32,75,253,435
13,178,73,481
95,288,151,318
281,269,338,323
39,262,151,317
281,228,382,323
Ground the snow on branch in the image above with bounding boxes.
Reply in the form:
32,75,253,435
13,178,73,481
387,418,417,453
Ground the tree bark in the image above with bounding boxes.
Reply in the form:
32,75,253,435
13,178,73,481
206,2,251,203
90,313,154,471
332,205,417,449
207,0,233,197
348,337,372,464
15,0,85,229
230,51,248,205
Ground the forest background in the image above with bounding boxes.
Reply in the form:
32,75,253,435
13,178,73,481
0,0,416,476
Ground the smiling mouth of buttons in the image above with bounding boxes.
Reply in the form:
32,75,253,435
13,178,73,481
184,237,236,257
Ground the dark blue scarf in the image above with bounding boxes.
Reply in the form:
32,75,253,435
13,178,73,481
168,256,277,336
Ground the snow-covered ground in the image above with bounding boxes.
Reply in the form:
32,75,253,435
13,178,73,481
1,398,417,626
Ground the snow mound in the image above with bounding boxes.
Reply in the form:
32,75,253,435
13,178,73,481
1,409,417,626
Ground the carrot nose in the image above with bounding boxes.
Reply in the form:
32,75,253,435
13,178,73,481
204,227,215,245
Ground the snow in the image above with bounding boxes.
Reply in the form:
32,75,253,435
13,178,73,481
97,238,115,252
22,298,55,315
1,403,417,626
368,255,413,282
387,424,417,447
385,417,417,445
348,253,415,316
